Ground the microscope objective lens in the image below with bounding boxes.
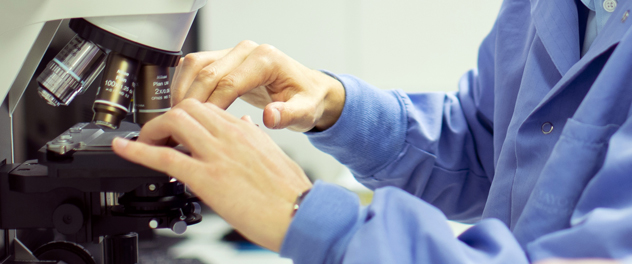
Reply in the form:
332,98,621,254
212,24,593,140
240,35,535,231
135,65,172,126
92,52,140,129
37,35,106,106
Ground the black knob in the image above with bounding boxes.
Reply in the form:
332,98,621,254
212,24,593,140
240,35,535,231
102,233,139,264
52,204,84,235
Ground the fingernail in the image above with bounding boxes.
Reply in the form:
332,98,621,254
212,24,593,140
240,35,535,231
272,108,281,128
113,137,129,149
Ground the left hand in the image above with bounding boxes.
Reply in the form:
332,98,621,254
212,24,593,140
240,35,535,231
112,98,313,252
170,41,345,132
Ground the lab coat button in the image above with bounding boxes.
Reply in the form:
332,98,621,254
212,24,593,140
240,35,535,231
604,0,617,12
623,10,629,22
542,122,553,134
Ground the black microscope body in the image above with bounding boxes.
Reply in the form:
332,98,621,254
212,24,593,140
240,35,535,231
0,122,201,264
0,18,202,264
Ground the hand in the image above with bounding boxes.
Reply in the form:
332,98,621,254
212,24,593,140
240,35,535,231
112,99,313,251
535,259,622,264
172,40,345,132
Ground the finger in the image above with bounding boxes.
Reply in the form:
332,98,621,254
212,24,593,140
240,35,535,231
172,49,232,105
173,57,185,75
112,137,198,181
136,108,216,155
262,94,320,131
184,40,260,105
170,57,185,106
208,44,281,109
201,101,241,124
241,115,260,127
173,99,233,138
241,115,254,124
172,57,185,87
199,102,262,138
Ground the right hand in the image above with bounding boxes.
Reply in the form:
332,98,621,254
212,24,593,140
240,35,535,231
171,40,345,132
113,99,313,252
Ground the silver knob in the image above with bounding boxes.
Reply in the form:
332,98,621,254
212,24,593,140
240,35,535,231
192,202,202,215
149,219,159,229
170,220,187,235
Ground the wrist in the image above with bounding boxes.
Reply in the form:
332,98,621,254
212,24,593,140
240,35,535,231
280,181,361,263
314,70,345,131
291,188,312,217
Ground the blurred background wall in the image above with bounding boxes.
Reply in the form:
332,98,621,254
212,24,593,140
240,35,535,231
198,0,504,182
15,0,505,184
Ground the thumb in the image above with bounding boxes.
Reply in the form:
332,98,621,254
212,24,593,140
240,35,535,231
263,97,320,131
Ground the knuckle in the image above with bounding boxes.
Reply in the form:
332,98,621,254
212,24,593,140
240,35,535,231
237,39,259,49
177,98,200,109
215,85,240,100
217,75,238,91
254,44,280,67
257,43,278,54
182,53,202,67
197,66,220,80
166,107,189,121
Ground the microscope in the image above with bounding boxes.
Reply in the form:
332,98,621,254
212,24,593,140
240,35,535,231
0,1,207,263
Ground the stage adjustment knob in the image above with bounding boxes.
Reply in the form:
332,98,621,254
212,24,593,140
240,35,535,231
52,204,84,235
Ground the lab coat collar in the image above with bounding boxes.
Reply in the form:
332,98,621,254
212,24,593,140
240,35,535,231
530,0,581,76
529,0,632,116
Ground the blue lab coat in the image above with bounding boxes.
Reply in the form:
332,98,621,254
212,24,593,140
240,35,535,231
280,0,632,263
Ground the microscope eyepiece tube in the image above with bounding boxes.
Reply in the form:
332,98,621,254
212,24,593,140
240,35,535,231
37,35,106,106
92,52,140,129
134,65,171,126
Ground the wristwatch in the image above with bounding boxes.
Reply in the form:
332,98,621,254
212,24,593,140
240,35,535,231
291,189,311,217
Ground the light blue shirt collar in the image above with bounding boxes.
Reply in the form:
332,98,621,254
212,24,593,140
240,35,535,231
580,0,615,55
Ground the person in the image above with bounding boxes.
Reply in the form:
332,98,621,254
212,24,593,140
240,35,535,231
112,0,632,263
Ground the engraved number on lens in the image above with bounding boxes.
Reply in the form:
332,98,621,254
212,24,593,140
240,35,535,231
134,65,172,126
92,52,140,129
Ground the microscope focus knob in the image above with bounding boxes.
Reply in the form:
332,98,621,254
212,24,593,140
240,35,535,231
34,241,96,264
192,202,202,215
170,219,187,235
52,204,84,235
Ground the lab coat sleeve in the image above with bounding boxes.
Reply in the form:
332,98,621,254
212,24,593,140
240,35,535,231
307,30,496,221
280,180,529,264
306,22,497,222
